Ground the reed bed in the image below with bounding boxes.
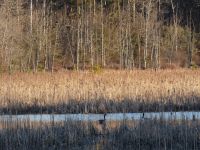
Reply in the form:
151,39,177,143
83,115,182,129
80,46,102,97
0,69,200,114
0,118,200,150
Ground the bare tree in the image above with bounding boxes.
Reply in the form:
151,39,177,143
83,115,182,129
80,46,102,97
144,0,152,69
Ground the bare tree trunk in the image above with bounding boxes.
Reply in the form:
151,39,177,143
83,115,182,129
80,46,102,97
188,10,193,68
29,0,33,71
144,0,152,69
118,0,122,69
52,24,58,73
43,0,47,71
83,0,87,70
49,0,53,71
133,0,136,23
101,0,105,67
80,2,83,70
90,0,94,68
77,7,80,70
170,0,178,64
138,34,141,69
157,0,161,69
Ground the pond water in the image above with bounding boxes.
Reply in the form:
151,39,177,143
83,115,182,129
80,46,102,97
0,111,200,122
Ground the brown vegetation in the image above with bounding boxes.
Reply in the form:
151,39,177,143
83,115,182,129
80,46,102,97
0,118,200,150
1,69,200,114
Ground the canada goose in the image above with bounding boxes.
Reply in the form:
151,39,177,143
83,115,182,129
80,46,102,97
96,113,107,135
193,114,196,121
142,112,145,119
141,112,149,120
99,113,107,124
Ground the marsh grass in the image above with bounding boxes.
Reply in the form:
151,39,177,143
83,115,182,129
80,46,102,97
1,69,200,114
0,118,200,150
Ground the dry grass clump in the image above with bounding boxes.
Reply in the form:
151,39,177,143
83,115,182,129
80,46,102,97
0,118,200,150
0,69,200,114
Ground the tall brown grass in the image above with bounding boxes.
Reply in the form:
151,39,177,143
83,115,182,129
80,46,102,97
0,118,200,150
0,69,200,114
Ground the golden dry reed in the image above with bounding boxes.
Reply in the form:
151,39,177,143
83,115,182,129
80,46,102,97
0,69,200,108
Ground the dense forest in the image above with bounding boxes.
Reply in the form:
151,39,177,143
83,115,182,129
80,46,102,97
0,0,200,72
